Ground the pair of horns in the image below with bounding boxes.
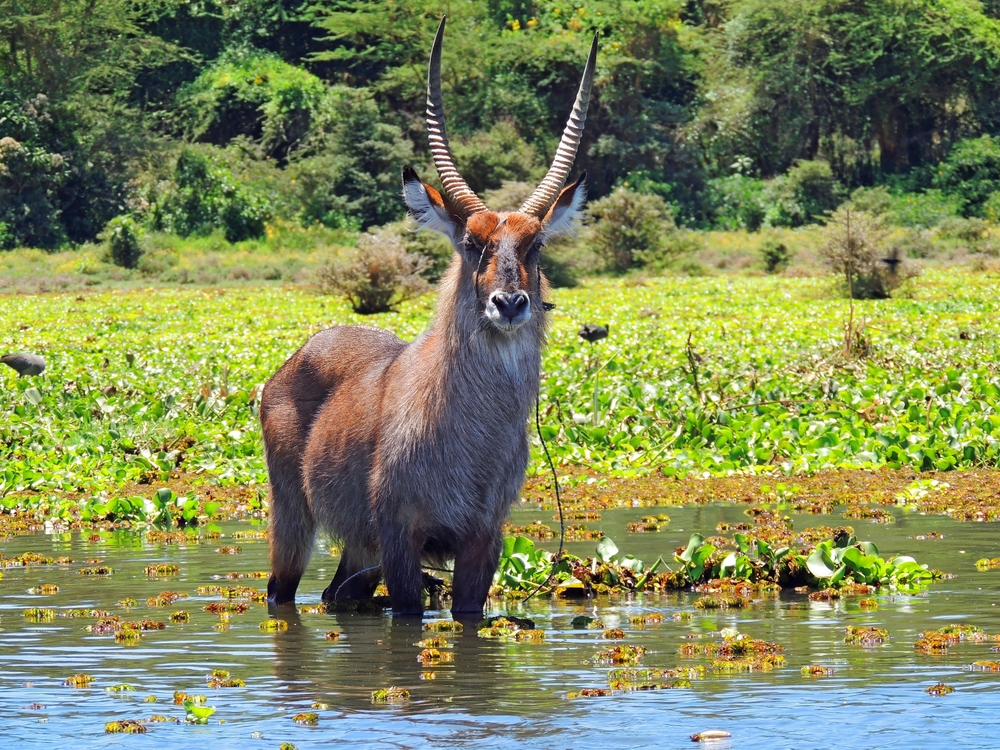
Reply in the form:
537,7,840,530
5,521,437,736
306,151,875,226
426,16,598,218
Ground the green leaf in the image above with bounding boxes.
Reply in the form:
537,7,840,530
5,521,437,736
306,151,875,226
24,388,43,406
807,548,838,578
678,533,704,563
596,536,619,563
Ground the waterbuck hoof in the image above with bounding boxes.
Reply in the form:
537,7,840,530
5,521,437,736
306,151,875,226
267,575,297,604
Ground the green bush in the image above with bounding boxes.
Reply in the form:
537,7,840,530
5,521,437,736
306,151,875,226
292,87,412,230
935,216,989,244
933,135,1000,217
178,49,327,160
822,206,918,299
981,192,1000,224
316,230,430,314
150,147,271,242
451,121,543,194
587,187,680,272
104,216,143,269
782,160,842,223
0,92,71,249
708,175,768,231
760,238,794,273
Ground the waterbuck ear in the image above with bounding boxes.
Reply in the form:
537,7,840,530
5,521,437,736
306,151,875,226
541,171,587,241
402,165,465,243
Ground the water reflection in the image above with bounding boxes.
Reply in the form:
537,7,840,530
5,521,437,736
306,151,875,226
2,505,1000,749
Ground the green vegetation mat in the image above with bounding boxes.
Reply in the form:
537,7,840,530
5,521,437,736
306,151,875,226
1,269,998,514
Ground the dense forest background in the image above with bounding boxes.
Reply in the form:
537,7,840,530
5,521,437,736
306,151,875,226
5,0,1000,252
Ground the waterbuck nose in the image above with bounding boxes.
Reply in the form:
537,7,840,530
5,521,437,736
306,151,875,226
490,290,529,321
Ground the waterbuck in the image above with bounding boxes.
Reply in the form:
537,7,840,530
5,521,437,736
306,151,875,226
262,18,598,617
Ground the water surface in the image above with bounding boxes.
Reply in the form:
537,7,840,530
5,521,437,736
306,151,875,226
3,504,1000,749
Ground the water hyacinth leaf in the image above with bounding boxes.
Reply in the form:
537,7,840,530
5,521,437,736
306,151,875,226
678,534,705,564
596,537,619,563
24,388,43,406
183,699,216,723
807,548,838,579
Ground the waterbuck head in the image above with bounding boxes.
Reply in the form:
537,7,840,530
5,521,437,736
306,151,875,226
403,17,598,335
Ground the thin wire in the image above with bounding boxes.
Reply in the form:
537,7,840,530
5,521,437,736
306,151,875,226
521,389,565,603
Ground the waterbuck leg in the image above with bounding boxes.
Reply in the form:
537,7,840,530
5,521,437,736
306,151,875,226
322,547,380,602
267,473,315,604
451,531,503,618
379,523,424,616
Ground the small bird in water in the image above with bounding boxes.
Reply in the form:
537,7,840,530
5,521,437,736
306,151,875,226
578,323,609,343
1,352,46,376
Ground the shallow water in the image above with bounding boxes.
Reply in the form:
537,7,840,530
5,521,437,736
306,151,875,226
3,504,1000,749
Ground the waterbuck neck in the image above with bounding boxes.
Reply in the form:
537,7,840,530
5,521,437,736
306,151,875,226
410,253,547,422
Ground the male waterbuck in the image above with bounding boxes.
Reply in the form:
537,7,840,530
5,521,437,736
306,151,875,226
262,18,598,617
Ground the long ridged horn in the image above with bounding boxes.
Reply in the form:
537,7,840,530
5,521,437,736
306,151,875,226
519,33,599,217
426,16,488,215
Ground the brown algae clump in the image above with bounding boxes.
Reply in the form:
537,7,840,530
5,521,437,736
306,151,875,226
567,688,613,698
424,620,463,633
801,665,836,677
105,720,146,734
629,613,665,627
594,645,647,665
417,648,454,665
926,683,955,696
79,566,114,575
23,608,57,622
65,674,95,688
260,619,289,632
293,712,319,725
371,687,410,703
216,546,243,555
147,592,186,607
858,598,878,610
845,626,889,646
601,628,626,640
415,636,448,648
144,564,180,576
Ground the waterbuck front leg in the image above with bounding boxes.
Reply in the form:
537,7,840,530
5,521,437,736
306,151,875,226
451,531,503,619
322,547,381,602
379,521,425,617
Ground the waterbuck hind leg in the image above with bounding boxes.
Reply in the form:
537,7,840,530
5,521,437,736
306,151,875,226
266,471,316,604
322,547,381,602
379,523,425,617
451,531,503,618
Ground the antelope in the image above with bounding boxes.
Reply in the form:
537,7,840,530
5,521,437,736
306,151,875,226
261,17,598,617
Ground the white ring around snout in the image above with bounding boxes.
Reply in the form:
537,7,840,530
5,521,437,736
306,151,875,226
485,290,532,331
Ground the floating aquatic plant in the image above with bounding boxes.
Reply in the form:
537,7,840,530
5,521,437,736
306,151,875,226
801,665,835,677
424,620,463,633
601,628,626,640
926,683,955,696
79,566,113,575
628,613,665,627
30,584,58,595
845,626,889,646
415,636,447,648
183,698,216,723
976,557,1000,571
105,720,146,734
292,712,319,725
594,645,647,665
417,648,454,664
259,619,288,632
117,598,138,608
170,611,190,623
216,546,242,555
23,608,56,622
567,688,612,698
371,687,410,703
65,674,94,687
107,684,135,692
147,592,186,607
145,563,180,576
325,631,341,641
